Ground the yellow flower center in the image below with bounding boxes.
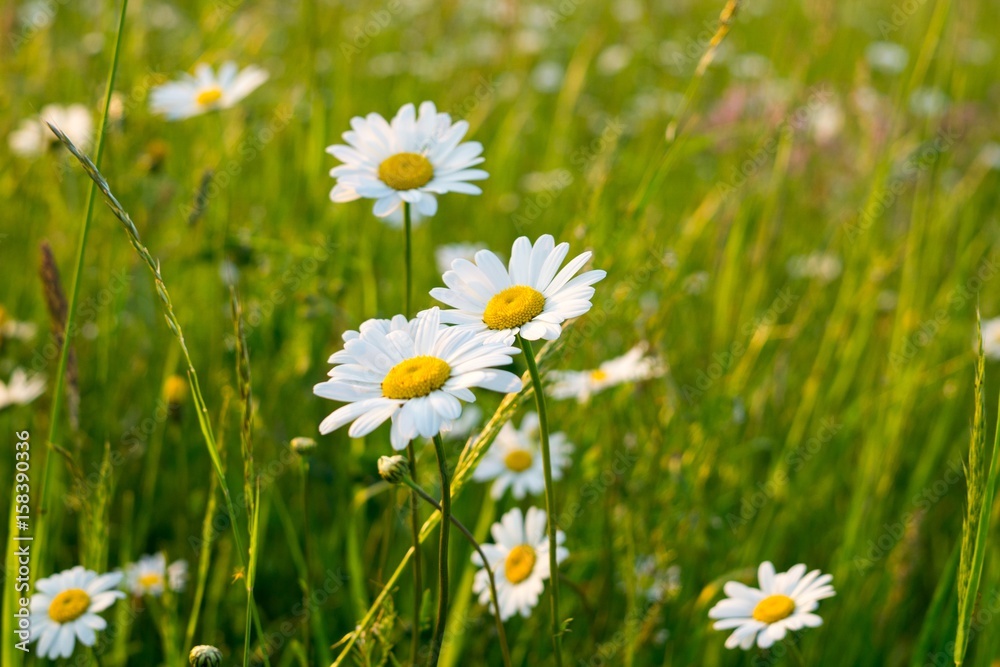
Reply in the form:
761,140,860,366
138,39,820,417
196,86,223,106
378,152,434,191
482,286,546,331
382,356,451,400
504,449,534,472
752,594,796,624
504,545,537,584
589,369,608,382
139,573,164,589
48,588,91,624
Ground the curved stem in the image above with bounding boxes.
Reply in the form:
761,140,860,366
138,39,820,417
403,201,424,664
37,0,129,573
402,479,512,667
518,335,563,667
427,434,451,666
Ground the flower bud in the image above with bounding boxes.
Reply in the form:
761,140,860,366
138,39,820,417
378,455,409,484
291,436,317,454
189,645,222,667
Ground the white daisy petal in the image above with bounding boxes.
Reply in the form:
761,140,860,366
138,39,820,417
150,62,267,121
431,236,604,344
709,562,834,651
327,101,487,221
315,311,520,449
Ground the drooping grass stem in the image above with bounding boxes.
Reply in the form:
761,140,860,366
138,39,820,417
37,0,129,574
47,126,269,667
517,335,563,667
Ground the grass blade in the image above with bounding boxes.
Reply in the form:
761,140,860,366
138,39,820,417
955,313,1000,664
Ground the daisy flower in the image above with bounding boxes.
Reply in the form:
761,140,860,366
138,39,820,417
313,307,522,450
8,104,93,157
124,553,187,597
326,101,487,218
150,62,268,121
708,561,835,650
982,316,1000,360
472,412,573,499
548,343,666,403
471,507,568,620
0,305,38,341
30,566,125,660
430,234,606,343
0,367,46,410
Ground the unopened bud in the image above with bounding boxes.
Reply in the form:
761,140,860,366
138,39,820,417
291,436,317,454
189,645,222,667
378,455,409,484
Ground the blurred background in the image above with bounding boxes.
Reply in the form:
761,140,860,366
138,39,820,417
2,0,1000,664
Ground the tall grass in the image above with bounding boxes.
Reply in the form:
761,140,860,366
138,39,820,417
2,0,1000,665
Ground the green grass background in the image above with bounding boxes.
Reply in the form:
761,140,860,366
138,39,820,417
2,0,1000,664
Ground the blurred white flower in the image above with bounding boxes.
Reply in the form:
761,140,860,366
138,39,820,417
531,61,565,93
548,343,666,403
0,368,45,410
958,38,993,65
125,553,187,597
442,403,482,441
909,87,949,117
981,317,1000,360
471,507,568,620
977,143,1000,170
472,412,573,499
865,41,908,74
683,271,709,295
786,252,842,283
150,62,268,120
709,561,835,650
9,104,93,157
729,53,771,79
807,101,844,145
167,559,189,592
0,306,37,341
635,556,681,603
597,45,632,75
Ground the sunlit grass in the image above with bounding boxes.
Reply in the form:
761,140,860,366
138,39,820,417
2,0,1000,665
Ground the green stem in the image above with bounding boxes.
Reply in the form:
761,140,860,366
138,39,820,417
518,335,563,667
403,200,424,665
404,202,413,316
787,639,806,666
427,434,451,666
37,0,129,573
402,479,512,667
48,124,269,666
300,459,313,663
406,442,424,664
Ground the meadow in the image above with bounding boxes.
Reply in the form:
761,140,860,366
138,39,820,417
2,0,1000,665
